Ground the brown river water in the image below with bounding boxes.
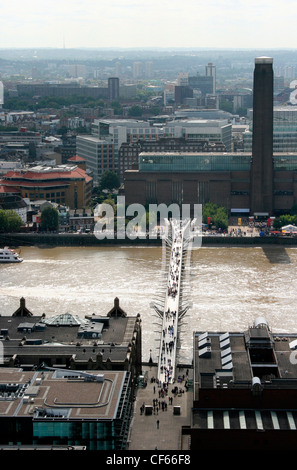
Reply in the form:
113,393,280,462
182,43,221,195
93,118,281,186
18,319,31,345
0,245,296,362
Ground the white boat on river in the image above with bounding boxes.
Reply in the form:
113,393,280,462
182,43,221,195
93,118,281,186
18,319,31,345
0,247,23,263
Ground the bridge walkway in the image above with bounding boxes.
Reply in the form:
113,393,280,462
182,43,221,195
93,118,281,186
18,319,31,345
157,219,191,384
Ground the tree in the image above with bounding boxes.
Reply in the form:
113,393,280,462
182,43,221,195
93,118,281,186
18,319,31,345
0,210,9,232
40,206,59,231
6,210,23,232
202,202,219,224
273,214,297,230
0,210,22,232
213,206,228,230
128,105,142,117
202,202,228,230
102,197,116,214
219,99,233,114
99,171,120,192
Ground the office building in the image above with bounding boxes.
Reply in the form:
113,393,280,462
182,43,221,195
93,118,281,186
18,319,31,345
243,106,297,153
76,135,116,185
205,62,216,94
91,118,232,151
174,86,193,105
188,74,215,97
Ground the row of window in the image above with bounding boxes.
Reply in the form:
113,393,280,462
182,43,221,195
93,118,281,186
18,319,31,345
25,192,65,199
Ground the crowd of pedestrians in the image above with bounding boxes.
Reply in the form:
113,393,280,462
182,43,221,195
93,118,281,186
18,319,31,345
139,372,190,418
158,220,187,385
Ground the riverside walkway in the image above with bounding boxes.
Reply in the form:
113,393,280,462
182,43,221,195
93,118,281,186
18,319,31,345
156,219,193,384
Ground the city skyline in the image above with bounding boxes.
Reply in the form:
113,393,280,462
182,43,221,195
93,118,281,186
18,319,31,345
1,0,297,50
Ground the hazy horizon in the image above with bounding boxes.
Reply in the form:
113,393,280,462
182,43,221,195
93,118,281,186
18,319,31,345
1,1,297,50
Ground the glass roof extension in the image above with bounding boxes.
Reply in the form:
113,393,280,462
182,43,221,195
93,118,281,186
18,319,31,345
41,313,83,326
139,152,251,172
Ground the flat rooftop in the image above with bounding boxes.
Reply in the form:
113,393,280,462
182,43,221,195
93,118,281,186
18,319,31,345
0,368,127,420
195,328,297,388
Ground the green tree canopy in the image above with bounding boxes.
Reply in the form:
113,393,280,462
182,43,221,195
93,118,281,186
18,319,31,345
0,210,8,232
0,210,23,232
40,206,59,231
273,214,297,230
128,105,142,117
102,197,116,214
99,171,120,192
202,202,228,230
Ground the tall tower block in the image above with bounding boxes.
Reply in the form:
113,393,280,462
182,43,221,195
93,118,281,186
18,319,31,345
250,57,274,215
0,81,3,108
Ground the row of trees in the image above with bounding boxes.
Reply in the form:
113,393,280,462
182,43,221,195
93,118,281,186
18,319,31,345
0,207,60,233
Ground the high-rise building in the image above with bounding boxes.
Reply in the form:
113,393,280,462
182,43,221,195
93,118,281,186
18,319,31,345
108,77,120,101
133,61,143,79
250,57,274,215
145,61,154,78
0,81,3,108
205,62,216,94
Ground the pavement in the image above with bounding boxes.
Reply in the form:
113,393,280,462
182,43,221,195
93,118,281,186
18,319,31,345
128,365,193,451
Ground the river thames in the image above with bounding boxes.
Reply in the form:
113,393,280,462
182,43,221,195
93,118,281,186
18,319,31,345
1,245,297,362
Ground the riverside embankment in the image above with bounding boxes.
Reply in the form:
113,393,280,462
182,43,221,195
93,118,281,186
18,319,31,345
1,232,297,247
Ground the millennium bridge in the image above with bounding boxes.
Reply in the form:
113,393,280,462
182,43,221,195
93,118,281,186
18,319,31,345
151,218,199,383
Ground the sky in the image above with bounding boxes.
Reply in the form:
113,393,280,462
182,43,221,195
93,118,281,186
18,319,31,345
1,0,297,50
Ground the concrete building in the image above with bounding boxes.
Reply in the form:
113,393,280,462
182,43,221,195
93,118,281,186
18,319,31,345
108,77,120,101
181,318,297,450
0,294,142,453
0,367,133,449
